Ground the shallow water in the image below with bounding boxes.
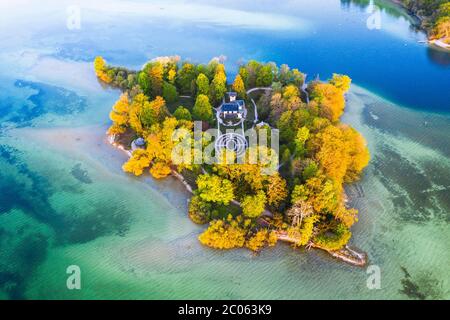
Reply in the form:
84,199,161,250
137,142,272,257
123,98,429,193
0,0,449,299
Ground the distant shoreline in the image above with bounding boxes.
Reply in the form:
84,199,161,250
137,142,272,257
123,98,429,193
389,0,450,51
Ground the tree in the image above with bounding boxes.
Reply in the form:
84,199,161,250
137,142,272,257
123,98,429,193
287,200,313,227
196,73,210,96
282,84,301,109
243,60,261,88
177,62,196,94
192,94,213,122
232,74,246,97
291,69,304,87
139,96,167,129
278,64,291,85
210,64,227,103
269,93,285,123
148,62,164,97
108,93,129,134
309,82,345,122
302,161,318,181
277,108,312,143
334,206,358,228
137,71,151,95
256,64,274,87
291,175,339,214
127,93,152,134
238,66,249,88
313,223,351,250
122,149,152,176
149,161,172,179
312,125,349,184
196,174,234,205
241,191,266,218
295,126,310,155
329,74,352,92
342,126,370,182
188,194,212,224
167,68,177,84
142,117,190,179
245,229,277,251
264,174,287,206
434,16,450,39
173,106,192,121
198,215,247,249
93,56,106,74
162,81,178,103
93,56,112,83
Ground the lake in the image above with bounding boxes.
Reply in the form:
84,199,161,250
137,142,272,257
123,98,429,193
0,0,448,299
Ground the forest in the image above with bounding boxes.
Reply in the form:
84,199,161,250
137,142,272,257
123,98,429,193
94,55,370,256
401,0,450,41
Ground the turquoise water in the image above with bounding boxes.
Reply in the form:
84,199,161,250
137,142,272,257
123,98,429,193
0,0,448,299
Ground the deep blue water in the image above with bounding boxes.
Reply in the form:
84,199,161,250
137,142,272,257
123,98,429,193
4,0,446,113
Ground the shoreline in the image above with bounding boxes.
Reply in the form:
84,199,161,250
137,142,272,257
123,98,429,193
389,0,450,51
107,133,368,267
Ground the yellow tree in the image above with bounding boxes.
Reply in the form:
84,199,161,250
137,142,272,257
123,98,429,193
149,62,164,97
128,93,147,134
210,64,227,102
122,149,152,176
310,82,345,122
342,126,370,182
198,215,247,249
108,93,129,134
264,173,287,206
311,125,348,185
93,56,112,83
144,117,191,179
150,161,172,179
329,74,352,92
167,68,177,84
232,74,246,98
196,174,234,205
241,191,266,218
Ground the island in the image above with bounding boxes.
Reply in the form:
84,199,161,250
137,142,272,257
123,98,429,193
398,0,450,49
94,55,370,266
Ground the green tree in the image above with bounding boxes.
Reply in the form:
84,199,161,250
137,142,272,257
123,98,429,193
302,161,318,181
196,73,210,96
138,71,151,95
162,81,178,103
256,64,274,87
139,96,167,129
173,106,192,121
238,66,249,88
192,94,213,122
295,126,310,155
177,62,196,94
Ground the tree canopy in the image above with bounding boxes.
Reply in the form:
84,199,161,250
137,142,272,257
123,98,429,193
97,56,370,256
192,94,213,122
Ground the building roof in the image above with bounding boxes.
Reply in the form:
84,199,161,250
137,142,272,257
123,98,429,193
222,103,240,112
135,137,145,146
